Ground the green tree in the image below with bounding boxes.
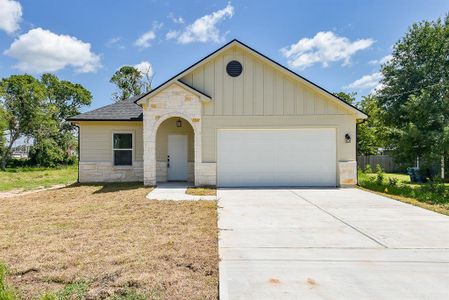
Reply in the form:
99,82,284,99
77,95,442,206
29,74,92,166
110,66,151,102
334,91,357,105
0,75,46,170
357,95,389,155
0,106,8,164
377,15,449,175
335,92,388,155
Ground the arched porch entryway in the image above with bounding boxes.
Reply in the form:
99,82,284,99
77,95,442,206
144,111,202,186
155,117,194,182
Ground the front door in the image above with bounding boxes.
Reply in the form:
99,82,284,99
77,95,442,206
167,135,188,181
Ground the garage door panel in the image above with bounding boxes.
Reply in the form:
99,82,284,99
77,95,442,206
217,129,336,187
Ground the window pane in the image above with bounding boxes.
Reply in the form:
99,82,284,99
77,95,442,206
114,150,132,165
114,134,132,149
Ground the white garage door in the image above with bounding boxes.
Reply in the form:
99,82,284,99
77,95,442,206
217,129,336,187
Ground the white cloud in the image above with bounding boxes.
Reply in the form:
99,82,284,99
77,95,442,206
172,2,234,44
4,27,101,73
107,37,121,46
165,30,179,40
134,61,153,80
0,0,22,34
369,54,393,65
345,72,383,91
106,36,126,50
168,12,184,24
134,30,156,48
281,31,374,70
134,22,162,48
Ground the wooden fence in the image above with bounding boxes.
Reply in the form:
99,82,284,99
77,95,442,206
357,155,398,172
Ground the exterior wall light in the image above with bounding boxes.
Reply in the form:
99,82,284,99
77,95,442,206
176,118,182,128
345,133,351,143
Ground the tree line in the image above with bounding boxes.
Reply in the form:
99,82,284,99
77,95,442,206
336,15,449,178
1,15,448,177
0,66,150,170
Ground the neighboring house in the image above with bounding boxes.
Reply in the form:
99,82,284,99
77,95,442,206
68,39,367,187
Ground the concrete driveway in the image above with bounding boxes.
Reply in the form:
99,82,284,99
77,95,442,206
218,188,449,299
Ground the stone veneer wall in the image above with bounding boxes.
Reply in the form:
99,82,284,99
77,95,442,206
79,161,143,182
195,162,216,186
338,160,357,187
142,83,215,186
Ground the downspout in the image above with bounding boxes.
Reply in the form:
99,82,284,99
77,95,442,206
356,118,367,186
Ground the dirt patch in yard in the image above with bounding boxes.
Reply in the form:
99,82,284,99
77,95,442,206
0,183,218,299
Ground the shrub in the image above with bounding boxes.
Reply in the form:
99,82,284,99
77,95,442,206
358,172,449,207
357,166,364,174
28,138,65,167
364,164,373,173
388,177,398,187
376,165,384,185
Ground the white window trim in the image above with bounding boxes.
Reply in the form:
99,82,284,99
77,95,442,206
112,131,134,167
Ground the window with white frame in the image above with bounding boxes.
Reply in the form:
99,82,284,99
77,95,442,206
113,133,133,166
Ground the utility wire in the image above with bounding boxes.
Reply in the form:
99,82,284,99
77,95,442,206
375,81,447,100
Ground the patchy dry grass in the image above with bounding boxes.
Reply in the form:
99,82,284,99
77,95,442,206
185,187,217,196
0,183,218,299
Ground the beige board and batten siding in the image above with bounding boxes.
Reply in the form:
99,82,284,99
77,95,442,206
180,45,357,166
78,121,144,182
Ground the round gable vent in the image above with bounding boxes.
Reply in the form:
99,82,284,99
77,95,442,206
226,60,243,77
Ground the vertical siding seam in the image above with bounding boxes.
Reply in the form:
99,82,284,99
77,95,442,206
221,56,224,115
232,47,236,116
282,75,285,115
293,80,297,115
272,69,275,115
242,52,246,115
260,64,263,115
302,88,306,114
251,55,256,115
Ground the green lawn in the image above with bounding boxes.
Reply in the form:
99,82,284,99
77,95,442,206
358,172,449,215
0,165,77,192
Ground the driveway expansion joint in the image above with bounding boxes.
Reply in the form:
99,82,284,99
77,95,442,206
290,190,389,248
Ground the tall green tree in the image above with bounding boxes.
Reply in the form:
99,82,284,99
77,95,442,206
110,66,151,102
0,106,8,165
29,74,92,166
0,75,46,169
377,15,449,174
357,95,389,155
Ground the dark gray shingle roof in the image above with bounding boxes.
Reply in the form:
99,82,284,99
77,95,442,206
67,94,143,121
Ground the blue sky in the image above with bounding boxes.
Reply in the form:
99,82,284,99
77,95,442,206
0,0,448,111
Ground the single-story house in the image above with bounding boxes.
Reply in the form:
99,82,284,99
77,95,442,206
68,39,367,187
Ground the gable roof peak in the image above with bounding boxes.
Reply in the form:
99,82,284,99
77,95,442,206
135,39,367,119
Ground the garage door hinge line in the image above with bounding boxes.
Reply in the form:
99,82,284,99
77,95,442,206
290,191,388,249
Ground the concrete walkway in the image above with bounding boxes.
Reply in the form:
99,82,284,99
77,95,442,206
218,188,449,299
146,182,217,200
